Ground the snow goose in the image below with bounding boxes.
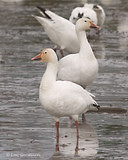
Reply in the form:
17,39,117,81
84,3,105,31
69,7,97,25
58,18,99,121
70,3,105,32
58,18,99,89
32,48,99,153
32,6,79,56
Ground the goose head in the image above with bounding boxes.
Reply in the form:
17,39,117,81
93,5,103,13
69,7,97,25
93,4,105,28
75,17,99,32
32,48,58,63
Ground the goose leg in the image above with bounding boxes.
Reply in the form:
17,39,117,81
75,120,79,154
60,49,64,57
55,121,59,152
96,28,100,35
82,113,86,123
69,116,72,120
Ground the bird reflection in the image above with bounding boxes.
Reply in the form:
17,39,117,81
89,39,105,60
49,121,99,160
117,17,128,52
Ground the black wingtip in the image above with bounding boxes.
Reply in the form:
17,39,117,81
37,6,46,12
36,6,52,20
93,103,100,111
78,12,84,18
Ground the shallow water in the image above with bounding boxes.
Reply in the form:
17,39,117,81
0,0,128,159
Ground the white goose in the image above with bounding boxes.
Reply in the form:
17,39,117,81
84,3,105,31
32,48,99,153
58,18,99,89
70,3,105,31
33,6,79,56
58,18,99,121
69,7,97,25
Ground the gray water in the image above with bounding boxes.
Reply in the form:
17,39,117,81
0,0,128,159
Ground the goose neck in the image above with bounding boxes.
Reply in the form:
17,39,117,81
40,62,58,90
77,30,88,47
77,30,95,59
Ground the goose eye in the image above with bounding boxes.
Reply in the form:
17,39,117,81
85,20,87,22
44,51,47,54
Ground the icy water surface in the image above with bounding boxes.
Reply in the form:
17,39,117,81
0,0,128,159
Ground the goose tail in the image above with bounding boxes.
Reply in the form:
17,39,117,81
37,6,52,20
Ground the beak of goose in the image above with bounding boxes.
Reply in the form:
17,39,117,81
90,21,99,29
32,53,42,61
